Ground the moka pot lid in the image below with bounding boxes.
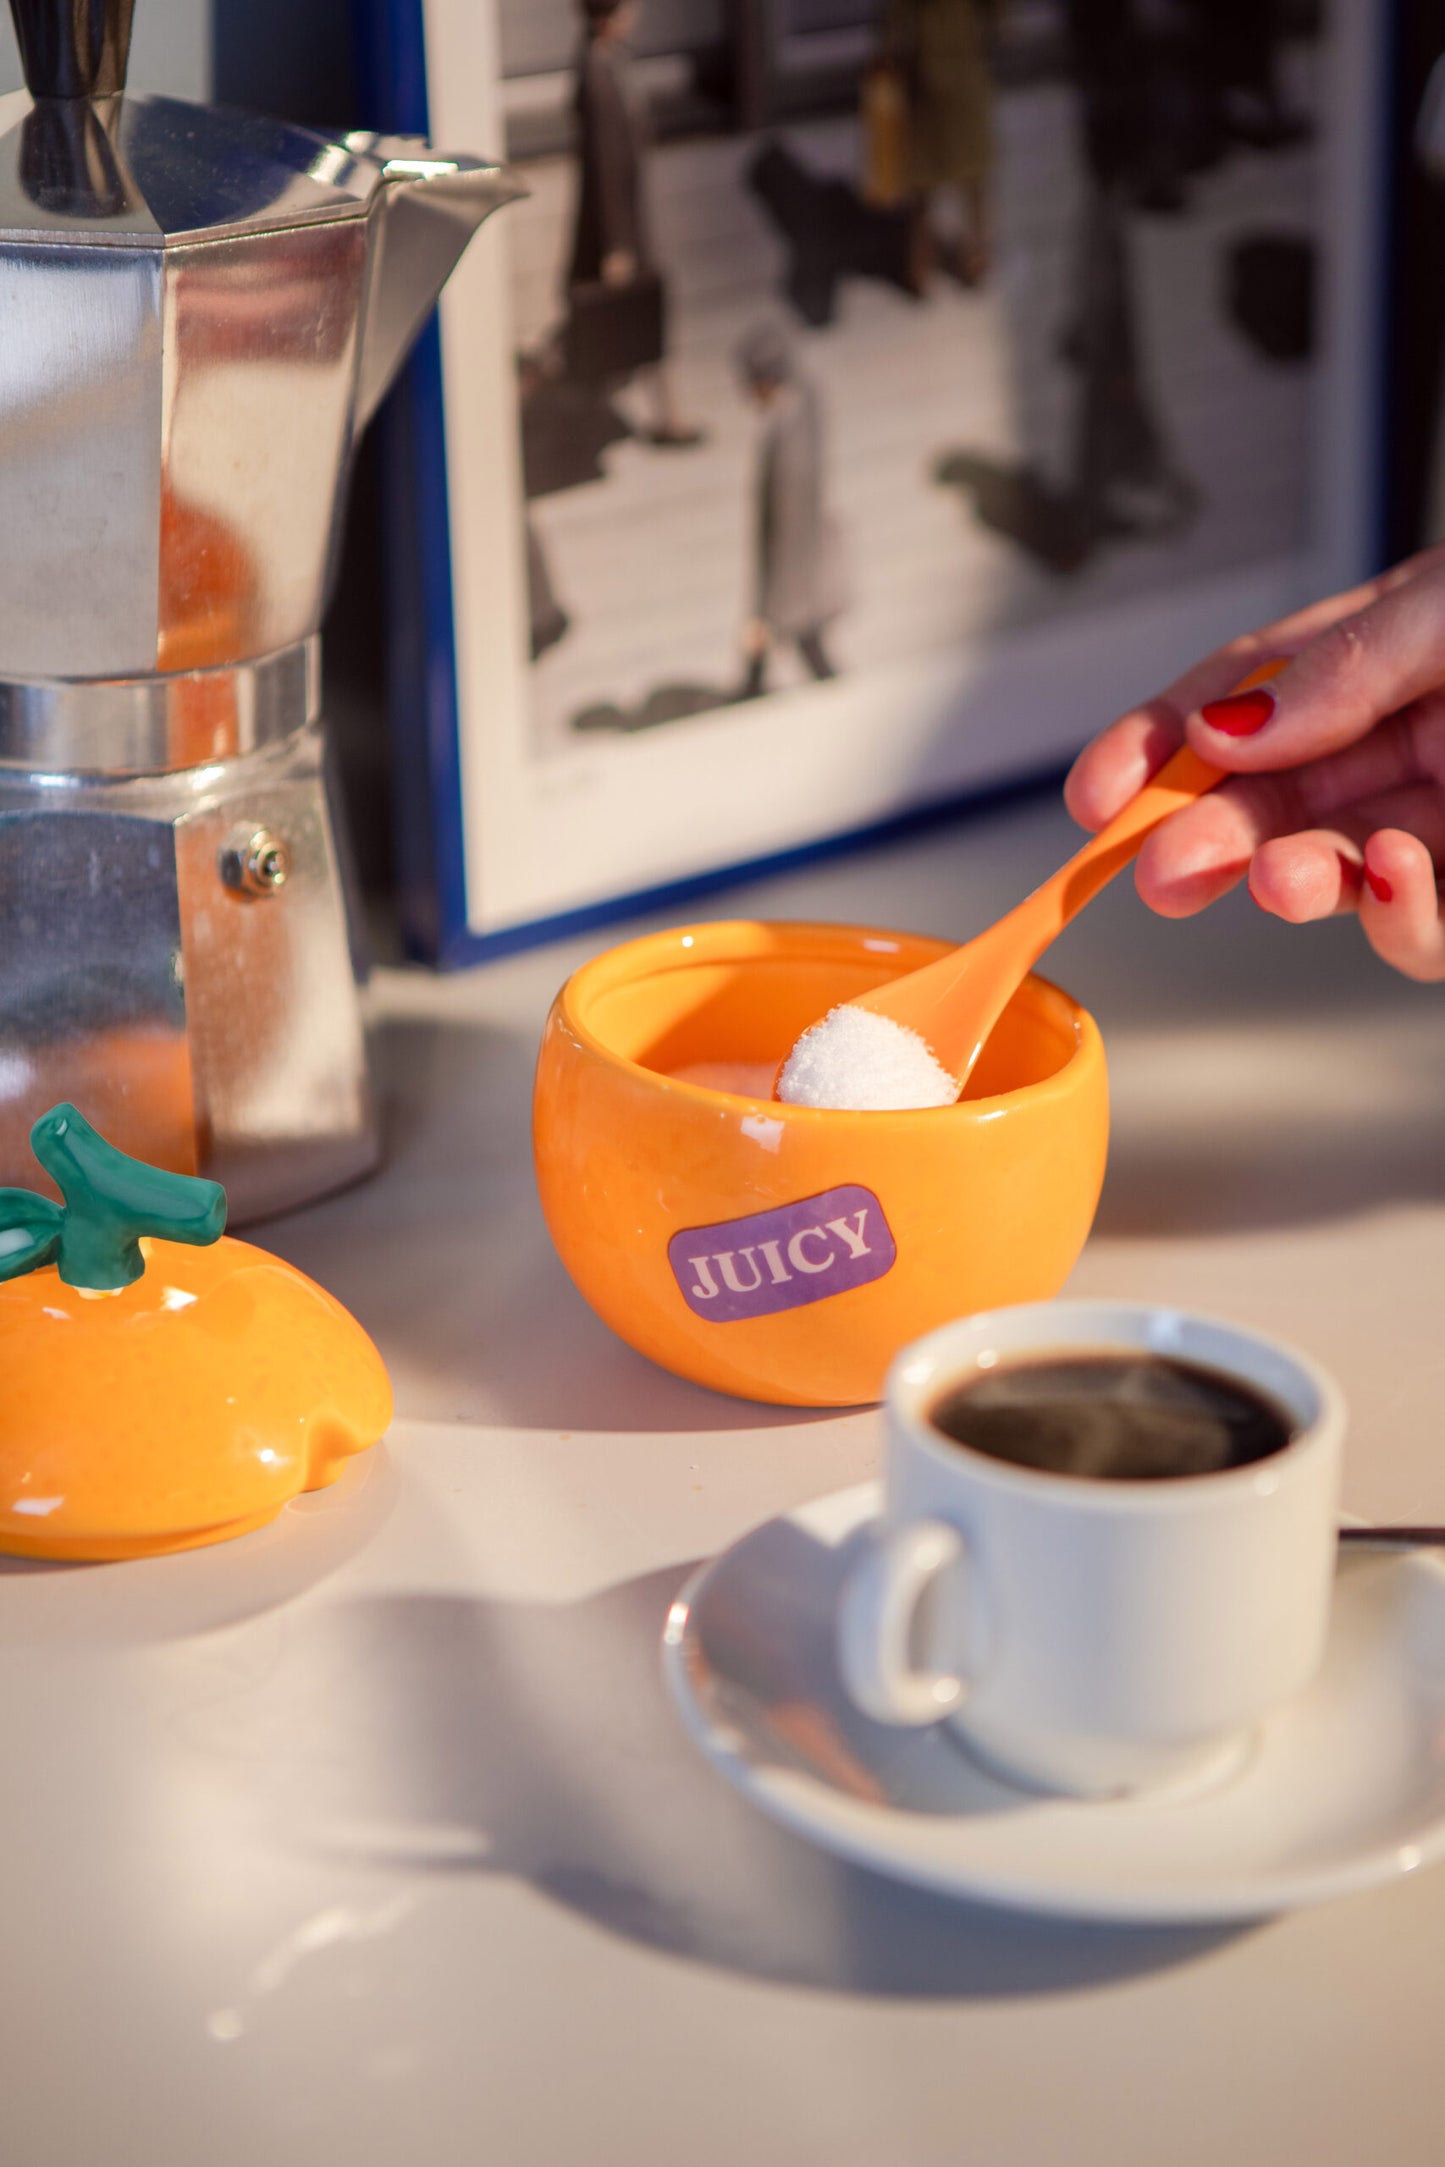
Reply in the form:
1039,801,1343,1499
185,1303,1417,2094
0,0,401,246
0,89,394,247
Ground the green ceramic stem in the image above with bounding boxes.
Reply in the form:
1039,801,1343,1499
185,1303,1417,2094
0,1104,226,1291
0,1187,64,1283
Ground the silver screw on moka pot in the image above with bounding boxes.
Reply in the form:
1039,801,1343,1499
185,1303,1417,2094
0,0,522,1218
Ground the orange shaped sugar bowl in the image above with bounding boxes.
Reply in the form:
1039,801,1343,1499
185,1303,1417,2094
533,921,1109,1407
0,1105,392,1560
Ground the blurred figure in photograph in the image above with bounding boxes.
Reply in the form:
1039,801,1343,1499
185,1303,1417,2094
931,0,1199,571
1068,0,1198,216
1060,184,1197,549
735,324,849,700
1066,1,1306,216
1060,0,1198,541
880,0,1002,288
1199,0,1311,154
566,0,701,448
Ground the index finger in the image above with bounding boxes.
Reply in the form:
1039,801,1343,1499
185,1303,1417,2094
1064,549,1445,833
1188,543,1445,774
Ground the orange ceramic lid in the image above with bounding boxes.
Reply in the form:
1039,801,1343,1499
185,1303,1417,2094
0,1104,392,1560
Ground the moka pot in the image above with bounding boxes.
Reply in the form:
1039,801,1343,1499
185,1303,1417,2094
0,0,521,1217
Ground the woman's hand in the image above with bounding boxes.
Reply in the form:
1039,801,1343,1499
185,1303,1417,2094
1064,543,1445,981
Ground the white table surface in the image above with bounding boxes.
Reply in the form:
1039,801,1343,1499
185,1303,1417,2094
5,789,1445,2167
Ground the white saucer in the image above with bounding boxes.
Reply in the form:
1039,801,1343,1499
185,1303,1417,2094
663,1482,1445,1923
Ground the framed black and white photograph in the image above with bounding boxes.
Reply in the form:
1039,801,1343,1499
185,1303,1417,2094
362,0,1388,963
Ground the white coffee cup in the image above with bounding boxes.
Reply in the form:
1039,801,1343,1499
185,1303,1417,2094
836,1301,1345,1798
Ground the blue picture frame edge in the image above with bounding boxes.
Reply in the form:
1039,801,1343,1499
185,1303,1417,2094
354,0,470,964
355,0,1395,971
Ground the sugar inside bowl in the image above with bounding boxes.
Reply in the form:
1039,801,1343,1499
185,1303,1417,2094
533,921,1109,1406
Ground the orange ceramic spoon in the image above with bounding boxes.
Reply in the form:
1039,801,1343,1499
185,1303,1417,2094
783,659,1287,1102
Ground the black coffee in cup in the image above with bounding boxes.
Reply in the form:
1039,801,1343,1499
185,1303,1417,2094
928,1353,1294,1482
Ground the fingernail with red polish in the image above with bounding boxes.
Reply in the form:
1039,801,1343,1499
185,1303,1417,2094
1366,867,1393,904
1199,688,1277,737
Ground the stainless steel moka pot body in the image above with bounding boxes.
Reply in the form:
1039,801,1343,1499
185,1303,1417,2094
0,0,520,1217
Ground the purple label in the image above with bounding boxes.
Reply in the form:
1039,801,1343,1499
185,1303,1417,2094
668,1184,896,1323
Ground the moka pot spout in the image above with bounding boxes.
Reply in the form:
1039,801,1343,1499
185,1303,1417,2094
349,137,527,429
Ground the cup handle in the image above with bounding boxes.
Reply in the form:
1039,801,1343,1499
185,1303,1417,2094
835,1518,972,1727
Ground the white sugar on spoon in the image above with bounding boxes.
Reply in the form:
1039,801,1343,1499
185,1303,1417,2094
776,1005,957,1111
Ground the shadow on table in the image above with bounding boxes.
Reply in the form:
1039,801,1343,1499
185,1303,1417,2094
263,1012,843,1434
1040,878,1445,1241
1095,1103,1445,1242
0,1450,399,1644
197,1552,1256,2002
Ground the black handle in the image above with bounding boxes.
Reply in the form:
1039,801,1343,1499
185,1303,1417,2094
20,99,129,214
9,0,135,100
